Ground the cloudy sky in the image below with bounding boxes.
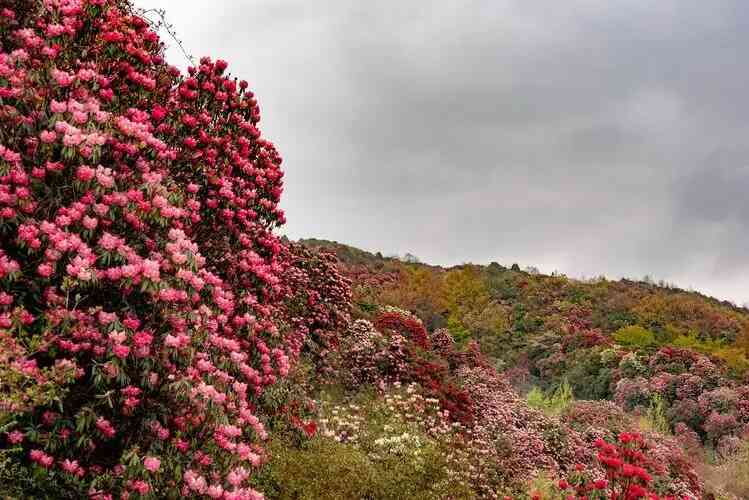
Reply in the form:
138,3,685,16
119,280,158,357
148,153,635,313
137,0,749,305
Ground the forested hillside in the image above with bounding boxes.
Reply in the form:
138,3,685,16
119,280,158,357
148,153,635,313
298,238,749,498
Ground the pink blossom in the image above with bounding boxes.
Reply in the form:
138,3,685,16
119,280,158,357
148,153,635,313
37,263,54,277
82,216,98,230
60,459,80,474
141,259,160,282
95,418,116,439
50,99,67,113
29,449,54,468
6,430,24,444
207,485,224,498
76,165,96,182
143,456,161,472
129,480,150,495
51,68,74,86
40,130,57,143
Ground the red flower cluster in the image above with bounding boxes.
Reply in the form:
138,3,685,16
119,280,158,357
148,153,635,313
375,307,430,349
557,433,692,500
290,415,318,439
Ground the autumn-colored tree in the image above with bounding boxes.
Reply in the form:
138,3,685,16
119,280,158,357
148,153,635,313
439,265,491,342
378,266,444,329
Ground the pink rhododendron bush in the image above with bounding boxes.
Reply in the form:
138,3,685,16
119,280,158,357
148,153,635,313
0,0,334,497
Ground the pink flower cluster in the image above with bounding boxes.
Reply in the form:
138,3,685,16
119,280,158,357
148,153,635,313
614,347,749,444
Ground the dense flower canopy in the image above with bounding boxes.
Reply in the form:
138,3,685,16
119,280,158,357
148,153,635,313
0,0,317,498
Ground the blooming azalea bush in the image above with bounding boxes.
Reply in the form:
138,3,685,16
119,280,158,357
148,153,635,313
366,312,479,425
559,401,702,497
337,319,409,387
561,400,632,441
0,0,328,497
554,432,700,500
374,305,430,349
334,308,475,425
279,242,351,353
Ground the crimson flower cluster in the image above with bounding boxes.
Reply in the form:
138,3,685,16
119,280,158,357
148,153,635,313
374,306,430,350
557,433,692,500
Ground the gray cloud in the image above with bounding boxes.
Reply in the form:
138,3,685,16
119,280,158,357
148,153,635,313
138,0,749,304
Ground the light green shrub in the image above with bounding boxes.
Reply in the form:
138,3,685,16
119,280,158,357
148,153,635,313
527,387,546,409
525,380,574,416
613,325,657,347
643,393,670,435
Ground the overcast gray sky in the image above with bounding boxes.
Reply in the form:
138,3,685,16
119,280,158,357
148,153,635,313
137,0,749,305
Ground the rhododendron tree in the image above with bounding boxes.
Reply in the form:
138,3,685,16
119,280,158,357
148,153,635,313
278,242,351,366
0,0,320,497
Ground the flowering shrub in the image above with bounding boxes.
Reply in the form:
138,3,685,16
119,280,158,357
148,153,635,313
561,400,632,441
562,325,610,352
458,367,588,493
278,242,351,375
703,412,739,443
333,308,475,425
611,347,749,444
614,377,652,411
647,347,700,375
430,327,456,358
280,243,351,349
673,423,700,453
410,357,474,425
556,432,700,500
254,384,477,499
337,319,409,387
561,400,700,495
0,1,327,497
374,306,430,349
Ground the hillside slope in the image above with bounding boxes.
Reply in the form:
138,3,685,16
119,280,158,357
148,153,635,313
296,238,749,497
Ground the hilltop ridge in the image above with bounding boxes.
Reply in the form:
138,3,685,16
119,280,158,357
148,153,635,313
300,237,747,313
